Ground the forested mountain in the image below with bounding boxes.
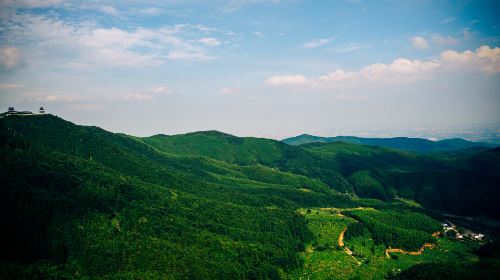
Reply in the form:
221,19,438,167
0,115,355,279
1,114,499,279
143,131,500,218
282,134,496,152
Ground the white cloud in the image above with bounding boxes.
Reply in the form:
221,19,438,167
441,45,500,74
34,85,172,104
134,7,163,17
253,31,264,37
218,85,242,95
42,94,84,103
99,5,120,17
1,14,221,67
266,59,439,87
0,46,22,70
410,36,429,50
265,75,310,86
432,34,459,45
78,28,164,66
151,86,171,95
124,94,154,101
198,37,221,46
359,58,439,83
265,45,500,88
300,38,330,49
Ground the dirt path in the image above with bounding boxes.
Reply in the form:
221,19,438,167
338,227,361,265
385,243,435,257
338,227,347,247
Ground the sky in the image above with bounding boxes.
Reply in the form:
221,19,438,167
0,0,499,139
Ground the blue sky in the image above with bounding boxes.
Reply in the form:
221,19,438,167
0,0,499,139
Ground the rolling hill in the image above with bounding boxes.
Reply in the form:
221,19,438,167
142,131,500,218
282,134,497,153
0,115,356,279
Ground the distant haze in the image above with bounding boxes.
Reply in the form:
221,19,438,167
0,1,499,139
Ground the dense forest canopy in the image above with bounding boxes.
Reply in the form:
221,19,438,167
1,114,499,279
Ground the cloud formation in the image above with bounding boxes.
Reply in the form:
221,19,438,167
266,45,499,88
198,37,222,46
410,36,429,49
126,85,172,101
1,14,225,67
266,75,310,86
432,34,459,45
333,42,371,53
266,59,439,87
441,45,500,74
218,85,242,95
0,46,22,70
99,5,121,17
300,38,331,49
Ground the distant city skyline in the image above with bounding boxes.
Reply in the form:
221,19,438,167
1,0,499,139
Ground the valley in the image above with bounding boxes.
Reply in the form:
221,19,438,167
291,207,492,280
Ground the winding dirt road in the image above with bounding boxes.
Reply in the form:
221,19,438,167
385,243,435,257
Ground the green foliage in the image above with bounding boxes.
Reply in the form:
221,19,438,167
344,209,440,250
348,170,387,200
1,115,498,279
142,131,291,166
282,134,495,153
143,129,500,218
291,208,489,280
0,116,326,279
388,261,500,280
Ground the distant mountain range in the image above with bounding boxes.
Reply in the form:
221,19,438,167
282,134,497,153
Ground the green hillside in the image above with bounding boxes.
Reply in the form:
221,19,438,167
1,114,499,279
282,134,496,153
143,131,500,219
142,131,307,165
0,115,355,279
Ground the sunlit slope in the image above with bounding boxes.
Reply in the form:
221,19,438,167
1,114,357,279
142,130,315,165
144,129,500,218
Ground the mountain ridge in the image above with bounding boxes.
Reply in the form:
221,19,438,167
282,133,497,152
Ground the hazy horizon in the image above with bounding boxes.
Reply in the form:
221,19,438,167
1,0,499,139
